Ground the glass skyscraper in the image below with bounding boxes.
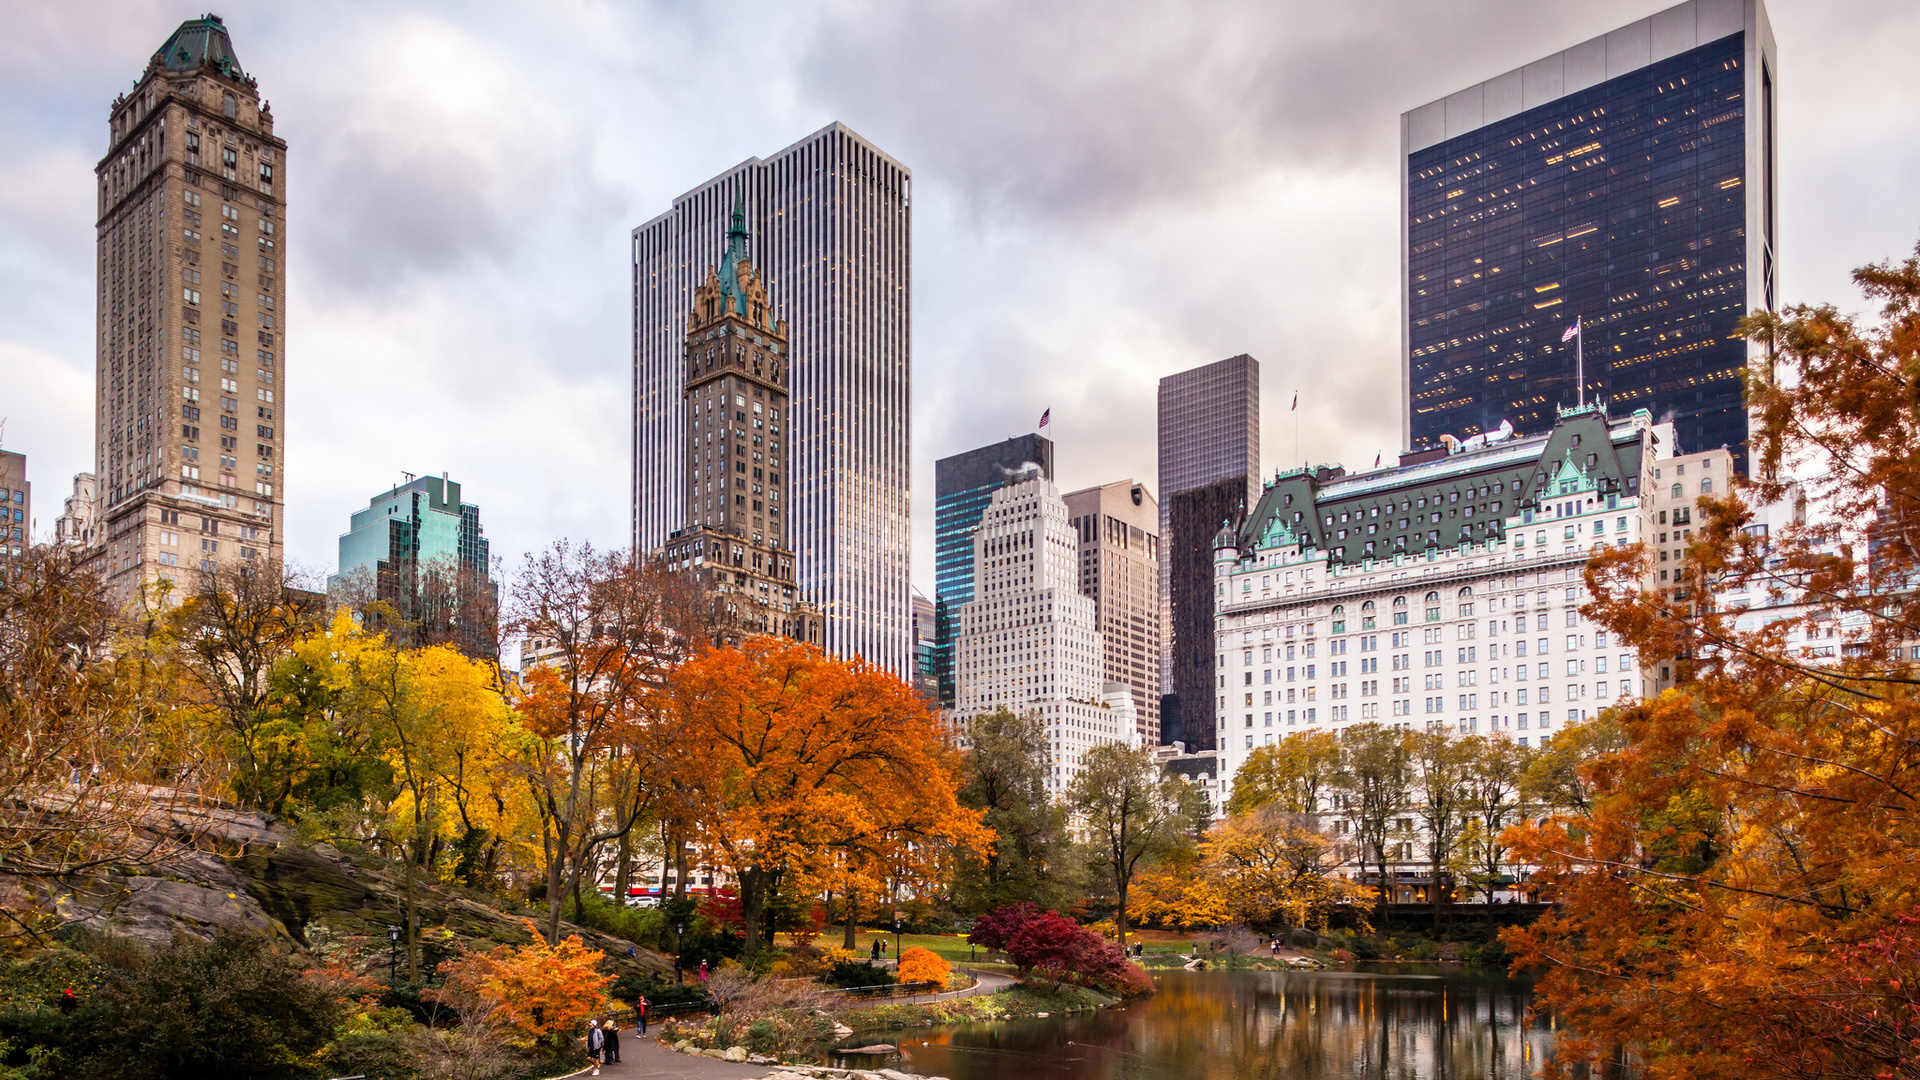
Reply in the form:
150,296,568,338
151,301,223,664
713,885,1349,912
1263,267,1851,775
1401,0,1777,467
933,434,1054,706
329,473,495,654
634,123,912,676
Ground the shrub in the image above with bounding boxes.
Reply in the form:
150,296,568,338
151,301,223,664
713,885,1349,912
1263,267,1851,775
565,894,667,949
1407,941,1438,961
971,905,1152,998
821,959,894,990
896,947,950,988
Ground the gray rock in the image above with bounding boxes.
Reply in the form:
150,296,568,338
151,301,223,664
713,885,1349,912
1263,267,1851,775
843,1044,896,1054
724,1045,750,1062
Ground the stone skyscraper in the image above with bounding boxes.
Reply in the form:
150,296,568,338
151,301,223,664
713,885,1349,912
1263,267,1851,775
658,196,820,646
933,434,1054,706
1063,479,1161,745
96,15,285,597
1402,0,1777,466
634,123,910,675
1157,354,1260,748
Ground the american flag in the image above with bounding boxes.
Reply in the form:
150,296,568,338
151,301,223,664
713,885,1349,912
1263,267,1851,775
1038,408,1050,429
1562,318,1581,343
1291,392,1298,412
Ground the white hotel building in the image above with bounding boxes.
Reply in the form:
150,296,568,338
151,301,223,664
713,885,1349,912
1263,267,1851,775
952,472,1139,795
1210,405,1683,809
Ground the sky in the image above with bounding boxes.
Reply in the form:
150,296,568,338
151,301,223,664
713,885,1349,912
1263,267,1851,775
1,0,1916,598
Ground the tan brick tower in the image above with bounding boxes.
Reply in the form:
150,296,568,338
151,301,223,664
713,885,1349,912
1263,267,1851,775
660,194,819,645
96,14,285,601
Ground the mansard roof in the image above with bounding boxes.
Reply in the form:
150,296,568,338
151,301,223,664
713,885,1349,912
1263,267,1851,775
153,14,246,80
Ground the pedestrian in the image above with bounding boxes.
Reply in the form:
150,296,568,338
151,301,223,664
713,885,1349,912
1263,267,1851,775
602,1019,621,1063
698,958,708,980
871,939,881,962
586,1019,605,1076
636,995,649,1036
59,988,76,1014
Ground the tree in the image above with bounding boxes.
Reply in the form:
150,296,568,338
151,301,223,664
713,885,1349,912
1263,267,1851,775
952,708,1075,914
1502,240,1920,1078
896,947,950,988
509,541,705,945
1409,731,1472,923
1334,724,1413,923
1068,743,1210,944
436,925,610,1053
1518,713,1625,817
0,546,214,943
1191,804,1366,935
167,561,324,812
1226,729,1341,816
659,637,987,964
1461,735,1526,902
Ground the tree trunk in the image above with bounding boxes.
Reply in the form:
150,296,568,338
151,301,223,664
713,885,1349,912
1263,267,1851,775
671,832,689,905
403,838,421,983
739,866,770,965
614,828,633,908
843,888,858,950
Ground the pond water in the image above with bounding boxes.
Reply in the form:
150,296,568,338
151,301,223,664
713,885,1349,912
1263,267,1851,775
875,965,1552,1080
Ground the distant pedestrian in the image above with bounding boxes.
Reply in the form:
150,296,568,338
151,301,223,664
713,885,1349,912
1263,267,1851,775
698,958,708,980
871,940,881,962
59,988,76,1014
636,995,649,1035
587,1020,605,1075
602,1019,621,1063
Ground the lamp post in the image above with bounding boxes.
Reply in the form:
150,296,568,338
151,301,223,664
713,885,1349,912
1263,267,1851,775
675,922,685,985
387,924,402,983
893,913,902,963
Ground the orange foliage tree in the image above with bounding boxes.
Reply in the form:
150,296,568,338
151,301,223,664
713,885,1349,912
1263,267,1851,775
436,924,611,1051
896,946,951,988
656,636,989,963
1502,241,1920,1078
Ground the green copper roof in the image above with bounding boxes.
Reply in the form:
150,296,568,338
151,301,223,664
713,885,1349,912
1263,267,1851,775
153,13,245,79
716,188,749,312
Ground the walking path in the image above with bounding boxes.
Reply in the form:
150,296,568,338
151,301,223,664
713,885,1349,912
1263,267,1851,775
557,1031,772,1080
887,965,1016,1005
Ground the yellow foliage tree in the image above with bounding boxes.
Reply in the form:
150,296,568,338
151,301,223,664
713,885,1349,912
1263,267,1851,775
437,924,611,1050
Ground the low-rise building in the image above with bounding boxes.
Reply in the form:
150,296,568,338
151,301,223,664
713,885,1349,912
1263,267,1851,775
0,450,29,570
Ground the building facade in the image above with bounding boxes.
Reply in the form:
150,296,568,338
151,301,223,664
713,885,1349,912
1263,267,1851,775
1062,479,1162,745
1209,405,1674,810
634,123,911,674
952,473,1136,796
657,198,820,648
96,14,285,599
933,434,1055,705
53,473,98,549
1401,0,1778,467
911,588,937,701
1158,354,1261,747
0,451,28,570
329,473,494,654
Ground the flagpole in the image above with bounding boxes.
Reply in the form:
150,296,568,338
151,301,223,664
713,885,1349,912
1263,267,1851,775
1576,317,1584,409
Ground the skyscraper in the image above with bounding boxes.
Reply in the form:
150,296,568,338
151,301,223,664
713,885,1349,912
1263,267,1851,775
1157,354,1260,748
329,473,494,655
1062,479,1161,745
658,196,820,647
96,14,285,598
634,123,911,675
952,472,1136,796
933,434,1055,706
1401,0,1777,466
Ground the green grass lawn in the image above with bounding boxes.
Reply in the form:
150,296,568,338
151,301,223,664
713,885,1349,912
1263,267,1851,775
787,927,1200,965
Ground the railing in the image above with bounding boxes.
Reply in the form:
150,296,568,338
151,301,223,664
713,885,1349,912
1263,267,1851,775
813,980,940,1002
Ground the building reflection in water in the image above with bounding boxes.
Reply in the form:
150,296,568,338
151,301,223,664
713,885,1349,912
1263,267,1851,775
893,967,1553,1079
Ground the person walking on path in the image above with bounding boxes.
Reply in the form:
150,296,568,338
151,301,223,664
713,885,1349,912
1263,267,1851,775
698,958,709,980
602,1019,621,1063
636,995,649,1036
871,940,881,962
586,1019,605,1076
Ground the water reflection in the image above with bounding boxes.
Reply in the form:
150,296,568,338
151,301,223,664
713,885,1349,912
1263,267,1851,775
887,966,1549,1079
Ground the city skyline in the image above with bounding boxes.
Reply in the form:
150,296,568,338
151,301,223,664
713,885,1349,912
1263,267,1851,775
0,1,1914,599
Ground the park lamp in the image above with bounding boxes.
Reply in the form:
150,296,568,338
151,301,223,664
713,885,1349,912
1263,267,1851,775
388,925,402,944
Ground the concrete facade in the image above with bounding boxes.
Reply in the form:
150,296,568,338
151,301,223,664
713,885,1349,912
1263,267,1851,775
1063,479,1163,745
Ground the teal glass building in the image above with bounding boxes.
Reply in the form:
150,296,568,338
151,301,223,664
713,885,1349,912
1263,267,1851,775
933,434,1053,706
329,474,493,652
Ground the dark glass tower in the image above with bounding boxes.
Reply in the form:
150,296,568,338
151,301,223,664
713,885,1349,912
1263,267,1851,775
1401,0,1777,467
933,434,1054,706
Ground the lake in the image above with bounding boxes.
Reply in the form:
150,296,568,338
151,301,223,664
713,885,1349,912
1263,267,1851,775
879,965,1552,1079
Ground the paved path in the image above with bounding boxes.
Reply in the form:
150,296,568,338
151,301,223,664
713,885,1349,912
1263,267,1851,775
561,1031,775,1080
887,966,1017,1005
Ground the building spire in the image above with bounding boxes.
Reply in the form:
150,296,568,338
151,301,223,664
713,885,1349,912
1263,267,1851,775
718,186,749,313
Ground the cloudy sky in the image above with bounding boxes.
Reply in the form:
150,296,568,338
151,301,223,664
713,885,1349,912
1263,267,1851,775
2,0,1915,595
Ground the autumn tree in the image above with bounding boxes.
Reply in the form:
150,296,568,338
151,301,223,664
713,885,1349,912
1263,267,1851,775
1068,743,1210,944
1193,804,1367,935
1333,723,1413,924
1461,734,1526,902
952,708,1075,914
509,541,708,944
436,925,611,1054
1409,731,1472,923
167,560,325,810
1225,728,1341,817
1503,241,1920,1078
0,546,214,942
659,636,987,964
